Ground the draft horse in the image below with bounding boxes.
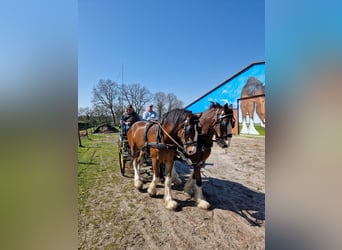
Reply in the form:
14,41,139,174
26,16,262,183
240,76,265,135
172,102,235,209
127,109,200,210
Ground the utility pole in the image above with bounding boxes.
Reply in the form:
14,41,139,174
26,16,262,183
122,64,124,113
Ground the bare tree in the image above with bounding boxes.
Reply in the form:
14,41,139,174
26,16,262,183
122,83,152,115
113,103,123,125
92,79,118,124
78,107,90,117
92,104,111,124
153,92,166,118
166,93,184,112
78,107,92,122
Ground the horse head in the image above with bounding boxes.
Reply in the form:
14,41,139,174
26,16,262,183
161,109,200,156
179,111,201,155
213,103,235,148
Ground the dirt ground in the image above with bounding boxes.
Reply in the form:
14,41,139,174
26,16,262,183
79,135,265,249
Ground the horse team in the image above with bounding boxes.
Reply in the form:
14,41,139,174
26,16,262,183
127,103,235,210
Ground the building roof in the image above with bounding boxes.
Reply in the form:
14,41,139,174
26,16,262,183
185,61,265,109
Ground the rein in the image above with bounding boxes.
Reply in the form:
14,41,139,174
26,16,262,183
145,120,188,152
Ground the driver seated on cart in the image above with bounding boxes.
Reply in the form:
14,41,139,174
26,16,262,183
142,104,158,121
120,104,140,136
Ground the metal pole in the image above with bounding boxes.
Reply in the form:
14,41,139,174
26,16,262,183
121,64,124,114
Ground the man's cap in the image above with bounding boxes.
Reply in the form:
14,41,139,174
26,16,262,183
149,104,153,107
127,104,133,109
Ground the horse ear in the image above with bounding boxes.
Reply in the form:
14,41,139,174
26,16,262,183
195,112,202,119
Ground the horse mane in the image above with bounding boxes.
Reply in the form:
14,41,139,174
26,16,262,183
209,102,223,109
242,77,265,96
161,109,192,126
209,102,230,113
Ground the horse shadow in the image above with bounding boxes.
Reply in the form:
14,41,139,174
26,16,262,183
205,177,264,226
134,161,265,226
174,161,265,226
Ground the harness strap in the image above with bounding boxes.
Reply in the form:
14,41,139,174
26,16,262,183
151,120,185,152
176,148,192,165
157,124,162,142
143,121,155,142
142,120,186,154
213,113,234,125
147,142,177,150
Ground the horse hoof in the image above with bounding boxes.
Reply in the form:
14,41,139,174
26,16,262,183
165,200,178,210
147,186,157,197
134,180,143,190
197,199,210,210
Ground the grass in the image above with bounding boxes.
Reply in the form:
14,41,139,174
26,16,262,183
238,124,265,136
78,133,120,206
78,132,147,249
78,133,129,248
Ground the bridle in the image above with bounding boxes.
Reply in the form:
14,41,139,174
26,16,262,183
213,109,235,141
183,117,199,147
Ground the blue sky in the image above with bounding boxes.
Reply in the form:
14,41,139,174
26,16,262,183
78,0,264,108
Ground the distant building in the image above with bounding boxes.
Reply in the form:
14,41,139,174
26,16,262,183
186,61,265,135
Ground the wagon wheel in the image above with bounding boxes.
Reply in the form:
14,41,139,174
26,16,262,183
119,149,126,176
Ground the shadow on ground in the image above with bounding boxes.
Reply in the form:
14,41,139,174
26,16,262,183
174,161,265,226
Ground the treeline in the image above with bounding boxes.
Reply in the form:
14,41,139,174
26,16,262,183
78,79,184,127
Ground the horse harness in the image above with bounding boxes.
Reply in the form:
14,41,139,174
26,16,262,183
190,108,234,166
212,109,235,142
142,118,199,157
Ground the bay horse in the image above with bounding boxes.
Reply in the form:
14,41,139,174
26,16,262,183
172,102,235,209
127,109,200,210
240,76,265,135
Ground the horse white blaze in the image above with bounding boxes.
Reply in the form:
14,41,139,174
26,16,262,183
185,123,198,156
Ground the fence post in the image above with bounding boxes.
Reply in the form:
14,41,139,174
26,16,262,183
78,125,83,147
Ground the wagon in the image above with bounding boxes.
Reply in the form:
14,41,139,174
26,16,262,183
118,126,132,176
118,124,154,177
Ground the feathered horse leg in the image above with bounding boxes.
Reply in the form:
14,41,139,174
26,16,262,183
192,162,210,209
